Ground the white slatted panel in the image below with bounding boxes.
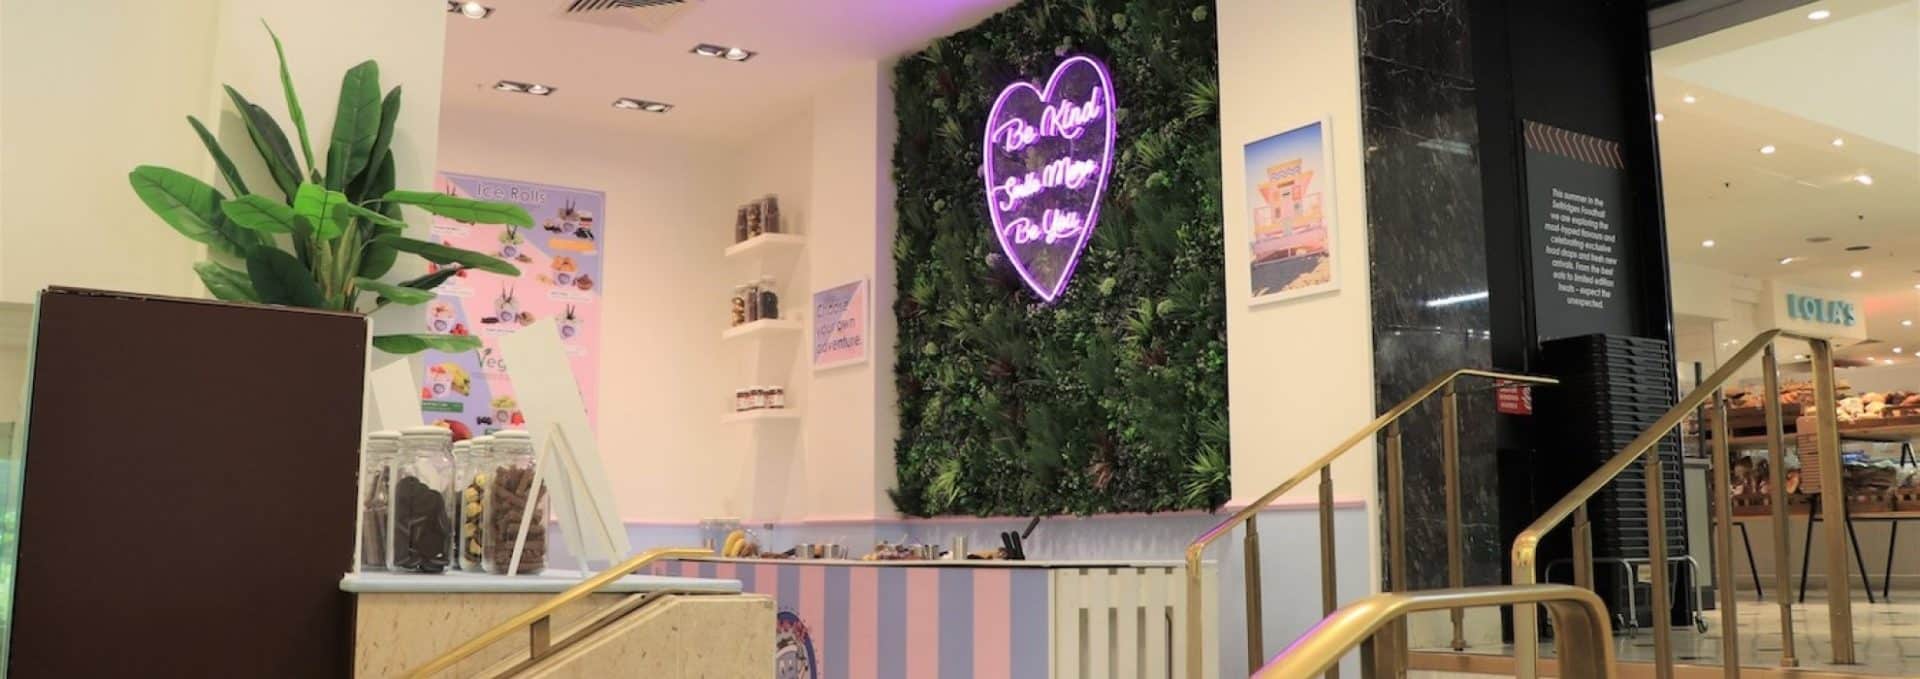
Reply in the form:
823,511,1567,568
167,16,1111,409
1085,568,1112,678
1143,567,1169,679
1056,568,1082,679
1113,568,1140,678
1201,566,1218,679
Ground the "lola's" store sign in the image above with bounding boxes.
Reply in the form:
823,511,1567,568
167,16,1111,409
982,55,1116,303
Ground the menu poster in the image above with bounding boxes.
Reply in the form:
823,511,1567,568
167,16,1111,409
812,279,869,370
1522,120,1638,342
416,172,605,437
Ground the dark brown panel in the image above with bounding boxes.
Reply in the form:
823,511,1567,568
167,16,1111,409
9,288,366,678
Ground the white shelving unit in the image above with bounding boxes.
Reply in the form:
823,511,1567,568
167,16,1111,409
723,232,804,260
721,317,803,341
722,408,803,424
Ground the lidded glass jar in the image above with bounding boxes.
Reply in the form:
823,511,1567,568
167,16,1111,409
456,435,496,572
389,426,455,573
484,430,549,574
357,431,400,571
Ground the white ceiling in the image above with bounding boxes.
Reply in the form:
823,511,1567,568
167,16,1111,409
1655,0,1920,359
440,0,1018,143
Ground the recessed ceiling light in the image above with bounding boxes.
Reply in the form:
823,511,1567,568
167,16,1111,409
1702,239,1716,248
1654,112,1665,122
1759,145,1776,155
1846,245,1872,252
1682,94,1697,104
1887,359,1897,365
1850,269,1864,279
691,43,756,62
494,80,553,96
1854,174,1874,185
1832,137,1845,147
1779,257,1796,264
448,1,492,19
612,98,672,113
1808,9,1832,20
1807,236,1833,243
1906,320,1916,327
1896,347,1905,354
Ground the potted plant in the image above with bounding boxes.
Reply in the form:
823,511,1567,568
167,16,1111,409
126,23,524,354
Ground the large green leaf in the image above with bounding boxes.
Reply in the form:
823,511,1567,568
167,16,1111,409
352,277,434,305
339,201,406,230
349,87,402,201
290,215,315,269
187,116,249,196
193,261,259,302
291,182,348,239
220,194,298,233
396,267,460,291
356,221,402,278
372,333,482,355
372,235,520,276
246,247,325,308
383,190,533,228
128,166,254,259
263,22,315,173
324,60,381,191
223,86,302,198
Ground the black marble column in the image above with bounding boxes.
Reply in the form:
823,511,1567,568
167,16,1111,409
1359,0,1501,590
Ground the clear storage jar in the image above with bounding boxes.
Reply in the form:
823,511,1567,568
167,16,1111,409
357,431,400,571
389,426,455,573
456,435,495,572
484,431,549,574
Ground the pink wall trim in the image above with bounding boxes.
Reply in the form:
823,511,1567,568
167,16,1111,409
618,495,1367,525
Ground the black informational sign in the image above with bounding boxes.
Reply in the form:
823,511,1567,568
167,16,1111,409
1522,120,1637,342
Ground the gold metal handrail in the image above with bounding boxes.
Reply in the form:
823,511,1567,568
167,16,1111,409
404,547,711,678
1254,584,1616,679
1512,329,1854,679
1184,368,1558,677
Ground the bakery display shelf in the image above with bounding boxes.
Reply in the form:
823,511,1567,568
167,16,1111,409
723,408,802,423
723,232,805,259
1724,420,1920,448
721,317,803,341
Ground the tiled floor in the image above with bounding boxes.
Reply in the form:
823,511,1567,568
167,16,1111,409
1418,590,1920,676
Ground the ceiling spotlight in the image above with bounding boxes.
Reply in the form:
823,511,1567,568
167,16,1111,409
691,43,756,62
1702,239,1716,248
1808,9,1832,20
1655,112,1665,122
1850,269,1864,279
1854,174,1874,185
1779,257,1796,265
1906,320,1916,327
1682,94,1697,104
494,80,552,96
494,81,524,92
1807,236,1833,243
525,84,550,95
1896,347,1905,354
1759,145,1777,155
1832,137,1845,147
612,98,672,113
1887,359,1897,365
448,1,492,19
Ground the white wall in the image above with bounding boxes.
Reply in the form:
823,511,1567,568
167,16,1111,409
801,64,898,521
1216,0,1376,521
0,0,221,303
436,109,729,524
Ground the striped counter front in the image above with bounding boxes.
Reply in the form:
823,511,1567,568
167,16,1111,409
649,558,1217,679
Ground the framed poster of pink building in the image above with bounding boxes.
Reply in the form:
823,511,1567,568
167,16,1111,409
1244,119,1339,305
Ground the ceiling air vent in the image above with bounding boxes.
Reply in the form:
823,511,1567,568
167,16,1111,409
559,0,697,32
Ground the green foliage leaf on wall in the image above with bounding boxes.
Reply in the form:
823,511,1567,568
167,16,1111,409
890,0,1226,517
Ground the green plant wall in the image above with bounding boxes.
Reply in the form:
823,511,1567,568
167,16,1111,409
890,0,1225,517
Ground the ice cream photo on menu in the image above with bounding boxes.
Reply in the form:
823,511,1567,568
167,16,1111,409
428,301,455,333
559,305,581,340
552,256,578,286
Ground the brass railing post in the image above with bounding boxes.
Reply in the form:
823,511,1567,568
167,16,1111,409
1647,448,1674,679
1809,339,1857,664
1572,505,1592,591
1442,382,1465,651
1319,466,1340,679
1760,344,1798,667
530,616,552,657
1185,554,1204,679
1246,514,1265,672
1710,388,1741,678
1382,420,1408,676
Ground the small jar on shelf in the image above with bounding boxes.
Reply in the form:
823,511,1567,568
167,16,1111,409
730,286,749,327
358,431,400,572
455,435,496,572
390,426,455,573
484,430,549,575
768,386,786,409
760,195,781,234
743,281,762,321
756,276,780,320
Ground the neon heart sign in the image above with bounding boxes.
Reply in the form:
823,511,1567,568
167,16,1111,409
983,55,1116,303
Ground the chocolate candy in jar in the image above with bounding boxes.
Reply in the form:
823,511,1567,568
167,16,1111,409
729,286,748,327
757,276,779,320
760,195,781,234
744,201,764,238
744,281,761,322
484,430,549,575
733,205,750,244
358,431,400,571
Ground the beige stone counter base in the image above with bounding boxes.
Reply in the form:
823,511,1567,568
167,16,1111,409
355,591,773,678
